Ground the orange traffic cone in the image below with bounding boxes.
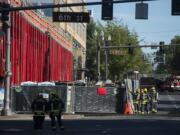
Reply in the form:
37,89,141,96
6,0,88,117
124,102,134,115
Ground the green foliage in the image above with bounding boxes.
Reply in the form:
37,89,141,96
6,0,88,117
86,20,153,81
86,20,97,79
155,35,180,74
166,36,180,74
170,36,180,74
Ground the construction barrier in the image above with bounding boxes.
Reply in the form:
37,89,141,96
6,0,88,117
11,85,126,114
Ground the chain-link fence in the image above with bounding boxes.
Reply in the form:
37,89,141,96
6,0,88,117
11,85,125,114
11,86,68,113
74,87,122,114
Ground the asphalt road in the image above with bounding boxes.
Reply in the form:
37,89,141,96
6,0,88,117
0,91,180,135
158,91,180,115
0,116,180,135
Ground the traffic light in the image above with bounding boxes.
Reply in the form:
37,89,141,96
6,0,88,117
172,0,180,15
102,0,113,20
1,11,10,21
1,3,10,21
135,2,148,19
128,44,134,55
159,41,165,54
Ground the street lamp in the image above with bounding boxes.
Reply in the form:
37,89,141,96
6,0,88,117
94,31,112,81
100,31,104,41
108,35,111,41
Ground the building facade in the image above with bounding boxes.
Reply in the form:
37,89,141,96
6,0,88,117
53,0,87,80
0,0,73,85
30,0,88,80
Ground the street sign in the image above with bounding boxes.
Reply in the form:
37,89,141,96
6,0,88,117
53,12,90,23
109,50,127,56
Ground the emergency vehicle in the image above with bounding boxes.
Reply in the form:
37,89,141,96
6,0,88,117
164,76,180,91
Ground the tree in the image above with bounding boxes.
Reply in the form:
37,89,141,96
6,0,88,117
86,20,153,81
165,36,180,74
155,35,180,75
86,20,97,80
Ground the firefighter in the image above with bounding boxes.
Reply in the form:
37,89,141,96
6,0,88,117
139,88,146,114
132,89,140,114
47,93,65,131
31,93,47,131
144,88,151,114
150,87,158,113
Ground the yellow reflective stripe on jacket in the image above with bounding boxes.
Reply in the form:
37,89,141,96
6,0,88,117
34,111,45,116
34,105,46,114
52,110,60,114
34,101,46,112
133,101,138,104
50,98,61,113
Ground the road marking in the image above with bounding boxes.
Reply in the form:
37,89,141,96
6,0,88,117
96,124,102,127
0,129,24,132
167,93,179,109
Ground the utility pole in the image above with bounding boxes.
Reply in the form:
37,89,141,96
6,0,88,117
105,42,108,80
104,35,111,80
101,44,180,50
1,2,11,116
95,30,102,81
97,40,101,81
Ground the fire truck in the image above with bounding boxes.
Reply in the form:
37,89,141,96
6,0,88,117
164,76,180,91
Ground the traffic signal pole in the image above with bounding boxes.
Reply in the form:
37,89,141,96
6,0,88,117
0,0,157,12
100,44,180,49
2,17,11,116
105,42,109,80
1,4,11,116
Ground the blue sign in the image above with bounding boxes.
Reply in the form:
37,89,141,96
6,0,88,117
0,87,4,93
0,87,5,101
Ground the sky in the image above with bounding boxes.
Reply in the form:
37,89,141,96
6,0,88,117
87,0,180,46
31,0,180,45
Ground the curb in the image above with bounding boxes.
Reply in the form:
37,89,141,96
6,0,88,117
0,114,84,120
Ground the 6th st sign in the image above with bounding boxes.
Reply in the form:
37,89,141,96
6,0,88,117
53,12,90,23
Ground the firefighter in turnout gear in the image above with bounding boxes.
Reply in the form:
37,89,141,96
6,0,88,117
144,88,151,114
47,93,65,131
150,87,158,113
31,93,47,131
139,88,147,114
132,89,140,113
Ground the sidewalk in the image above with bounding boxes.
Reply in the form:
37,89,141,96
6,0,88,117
1,113,180,121
0,114,84,120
